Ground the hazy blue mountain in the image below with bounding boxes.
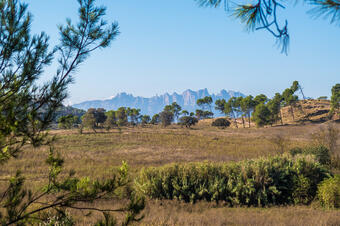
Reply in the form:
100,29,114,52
72,89,245,116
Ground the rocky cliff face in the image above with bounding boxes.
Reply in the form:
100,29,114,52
72,88,245,116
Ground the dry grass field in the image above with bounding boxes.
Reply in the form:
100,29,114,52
1,120,340,225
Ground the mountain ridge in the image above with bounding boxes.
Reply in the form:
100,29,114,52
72,89,245,116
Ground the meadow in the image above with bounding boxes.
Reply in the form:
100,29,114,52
1,122,340,225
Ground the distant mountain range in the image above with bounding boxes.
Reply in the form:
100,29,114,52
72,89,245,116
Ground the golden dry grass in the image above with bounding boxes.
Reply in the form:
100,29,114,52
1,122,340,225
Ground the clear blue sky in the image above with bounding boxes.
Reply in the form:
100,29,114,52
26,0,339,104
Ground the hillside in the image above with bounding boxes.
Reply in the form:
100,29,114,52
198,99,338,128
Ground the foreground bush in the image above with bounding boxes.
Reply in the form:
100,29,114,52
136,155,330,206
317,175,340,209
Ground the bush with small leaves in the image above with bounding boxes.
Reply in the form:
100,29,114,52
289,145,331,166
212,118,231,129
178,116,198,128
317,175,340,209
136,155,329,206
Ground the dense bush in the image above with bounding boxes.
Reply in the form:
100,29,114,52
179,116,198,128
136,155,329,206
212,118,231,128
317,175,340,209
289,145,331,165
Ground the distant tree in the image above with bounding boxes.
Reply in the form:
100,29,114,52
129,108,141,126
331,84,340,115
252,103,271,127
241,95,256,128
58,114,77,129
95,108,107,126
104,110,117,130
181,110,189,116
150,113,160,125
317,96,328,100
163,102,182,121
195,109,204,120
212,118,231,129
160,110,174,127
190,112,195,117
267,93,284,125
215,99,227,113
235,97,246,128
197,96,213,111
224,97,239,128
82,109,97,132
254,94,268,106
116,107,128,126
282,88,298,121
195,109,213,120
179,116,198,128
141,115,151,126
171,102,182,121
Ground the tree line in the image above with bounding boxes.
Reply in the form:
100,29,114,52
59,81,340,131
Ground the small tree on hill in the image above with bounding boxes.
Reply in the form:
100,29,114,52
282,88,298,121
82,110,97,132
141,115,151,126
116,107,128,126
104,110,117,130
151,113,160,125
197,96,213,111
179,116,198,128
267,93,284,125
241,95,255,128
171,102,182,121
181,110,189,116
129,108,141,126
160,110,174,127
330,84,340,116
225,97,239,128
252,103,271,127
215,99,227,113
212,118,231,129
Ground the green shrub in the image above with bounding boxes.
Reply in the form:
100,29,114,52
212,118,231,128
317,175,340,209
136,155,330,206
289,145,331,165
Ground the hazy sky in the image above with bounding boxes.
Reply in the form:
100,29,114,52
27,0,339,104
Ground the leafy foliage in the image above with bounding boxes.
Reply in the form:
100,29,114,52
252,103,271,127
160,110,174,127
330,84,340,115
195,0,340,54
0,0,144,224
136,155,330,206
317,175,340,209
178,116,198,128
212,118,231,128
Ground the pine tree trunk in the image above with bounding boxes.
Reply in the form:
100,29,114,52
280,108,283,125
242,116,245,128
248,113,251,128
232,111,238,128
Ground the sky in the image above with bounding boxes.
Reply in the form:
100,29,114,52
26,0,339,104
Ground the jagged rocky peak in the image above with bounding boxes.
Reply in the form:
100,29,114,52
72,89,245,116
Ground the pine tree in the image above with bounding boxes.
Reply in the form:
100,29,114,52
0,0,144,224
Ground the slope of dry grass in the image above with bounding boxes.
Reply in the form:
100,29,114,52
1,122,339,225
